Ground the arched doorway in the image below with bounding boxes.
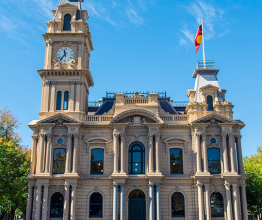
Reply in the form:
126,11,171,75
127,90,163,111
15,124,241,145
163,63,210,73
129,189,146,220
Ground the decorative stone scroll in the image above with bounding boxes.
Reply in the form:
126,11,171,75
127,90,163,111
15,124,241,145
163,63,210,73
52,58,78,70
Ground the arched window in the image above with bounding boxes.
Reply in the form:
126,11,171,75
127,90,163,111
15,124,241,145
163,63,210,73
56,91,62,110
170,148,183,174
53,148,66,174
210,192,224,217
207,95,213,111
208,148,221,174
171,192,185,217
50,192,64,218
89,192,103,218
129,142,145,174
63,91,69,110
63,14,71,31
91,149,104,175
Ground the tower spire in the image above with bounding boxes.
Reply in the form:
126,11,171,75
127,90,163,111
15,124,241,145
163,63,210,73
54,0,83,20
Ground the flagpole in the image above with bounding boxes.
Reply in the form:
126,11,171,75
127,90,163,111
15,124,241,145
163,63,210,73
201,19,206,65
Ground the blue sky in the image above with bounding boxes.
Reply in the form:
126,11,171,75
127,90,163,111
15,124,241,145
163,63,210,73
0,0,261,157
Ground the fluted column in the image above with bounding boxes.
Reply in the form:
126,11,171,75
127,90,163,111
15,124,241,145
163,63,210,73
232,184,240,220
39,134,45,173
241,185,248,220
148,133,154,173
197,182,204,220
35,185,42,220
50,82,56,112
156,184,161,220
196,134,202,173
120,134,125,173
75,82,81,112
149,184,155,220
237,135,244,175
72,134,79,173
202,135,209,173
69,81,75,111
225,183,233,220
204,184,211,220
113,134,119,173
70,185,77,220
63,185,70,220
43,81,50,112
222,134,229,173
120,184,125,220
113,184,118,220
31,136,38,174
42,185,49,220
155,134,160,173
26,185,33,220
65,134,73,173
229,134,237,173
44,134,52,173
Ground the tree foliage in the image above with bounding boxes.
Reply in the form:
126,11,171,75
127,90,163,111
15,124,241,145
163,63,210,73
0,108,30,220
244,145,262,216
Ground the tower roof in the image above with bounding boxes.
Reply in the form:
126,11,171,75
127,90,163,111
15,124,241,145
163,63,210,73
59,0,83,8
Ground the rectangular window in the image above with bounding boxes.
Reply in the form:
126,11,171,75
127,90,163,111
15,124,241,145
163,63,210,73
91,149,104,175
170,148,183,174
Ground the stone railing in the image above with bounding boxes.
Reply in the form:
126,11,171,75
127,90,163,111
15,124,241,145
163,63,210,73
161,115,188,122
85,115,113,124
125,98,148,104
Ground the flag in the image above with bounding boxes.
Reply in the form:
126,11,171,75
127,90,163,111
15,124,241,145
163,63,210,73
195,24,202,54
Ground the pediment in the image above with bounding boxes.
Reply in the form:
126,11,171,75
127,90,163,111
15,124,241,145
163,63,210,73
37,113,81,126
111,109,164,124
199,84,219,91
191,112,237,125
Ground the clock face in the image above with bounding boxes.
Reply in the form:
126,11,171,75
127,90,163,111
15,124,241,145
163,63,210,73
57,47,74,63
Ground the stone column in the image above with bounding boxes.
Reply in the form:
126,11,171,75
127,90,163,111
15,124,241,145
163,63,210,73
148,133,154,173
39,134,46,173
155,134,160,173
149,184,155,220
225,183,233,220
26,185,33,220
202,135,209,173
240,185,248,220
70,185,77,220
42,185,49,220
120,184,125,220
229,134,237,173
197,182,204,220
196,134,202,173
35,185,42,220
44,81,50,112
204,184,211,220
72,134,78,173
63,185,70,220
237,135,244,175
232,184,240,220
41,82,45,112
120,134,125,173
69,81,75,111
156,184,161,220
65,134,72,173
113,134,119,173
222,134,229,173
44,134,52,173
113,184,118,220
75,82,81,112
30,136,38,175
77,41,83,69
50,82,56,112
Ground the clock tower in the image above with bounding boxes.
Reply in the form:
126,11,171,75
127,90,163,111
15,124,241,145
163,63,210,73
39,0,94,121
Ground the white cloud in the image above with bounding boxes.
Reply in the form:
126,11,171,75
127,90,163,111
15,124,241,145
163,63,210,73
126,0,143,25
179,38,187,46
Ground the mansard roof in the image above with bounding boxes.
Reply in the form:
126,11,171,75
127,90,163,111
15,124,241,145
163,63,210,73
59,0,83,8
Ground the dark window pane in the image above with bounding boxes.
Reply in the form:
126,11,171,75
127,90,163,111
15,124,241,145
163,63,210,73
208,148,221,174
90,193,103,218
129,142,145,174
91,149,104,174
56,91,62,110
170,149,183,174
50,193,63,218
171,192,185,217
129,190,145,199
211,192,224,217
63,14,71,31
57,139,63,144
132,163,142,174
64,91,69,110
53,149,66,174
210,138,216,143
207,95,213,111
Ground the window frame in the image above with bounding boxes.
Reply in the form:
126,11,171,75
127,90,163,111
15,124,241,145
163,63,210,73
207,95,214,111
87,191,104,219
128,142,145,175
207,146,222,174
90,148,104,175
210,192,225,217
63,14,72,31
52,146,66,175
63,91,69,110
170,192,186,218
50,192,64,219
170,148,183,175
56,91,62,110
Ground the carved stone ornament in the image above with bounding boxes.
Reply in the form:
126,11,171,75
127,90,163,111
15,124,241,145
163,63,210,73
128,116,147,126
52,58,78,70
55,119,65,126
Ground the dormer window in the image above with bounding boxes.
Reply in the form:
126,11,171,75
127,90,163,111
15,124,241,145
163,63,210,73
63,14,71,31
207,95,213,111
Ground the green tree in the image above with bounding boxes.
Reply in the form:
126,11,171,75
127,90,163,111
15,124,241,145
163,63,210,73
0,108,30,220
243,145,262,218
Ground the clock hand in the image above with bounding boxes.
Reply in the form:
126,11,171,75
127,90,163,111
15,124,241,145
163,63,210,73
60,54,65,61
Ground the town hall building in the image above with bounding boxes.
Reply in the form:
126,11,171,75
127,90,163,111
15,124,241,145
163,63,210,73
25,0,249,220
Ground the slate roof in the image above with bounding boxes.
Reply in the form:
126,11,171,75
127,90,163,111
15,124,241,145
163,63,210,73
94,100,115,115
159,100,178,115
59,0,81,7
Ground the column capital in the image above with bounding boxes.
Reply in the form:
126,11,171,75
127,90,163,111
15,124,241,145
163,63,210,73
73,134,79,138
32,135,38,141
148,133,154,137
40,133,46,139
196,183,203,187
67,133,73,138
229,133,235,138
120,134,125,139
202,134,207,140
155,133,160,140
224,183,231,188
114,133,119,139
221,133,228,138
47,134,52,139
195,132,201,137
237,134,242,139
232,183,238,187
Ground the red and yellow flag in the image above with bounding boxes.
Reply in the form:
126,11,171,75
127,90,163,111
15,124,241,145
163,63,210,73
195,24,202,54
